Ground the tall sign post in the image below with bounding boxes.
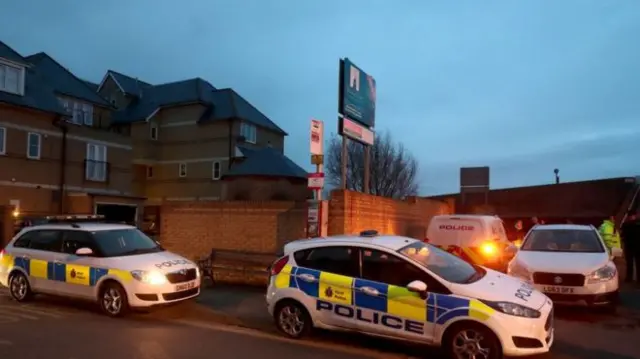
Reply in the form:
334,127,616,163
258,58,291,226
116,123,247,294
307,119,326,238
338,58,376,193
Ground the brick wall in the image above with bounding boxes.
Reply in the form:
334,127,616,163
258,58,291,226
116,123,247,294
328,190,453,238
159,201,307,260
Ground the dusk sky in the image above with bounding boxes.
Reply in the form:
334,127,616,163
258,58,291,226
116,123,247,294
1,0,638,195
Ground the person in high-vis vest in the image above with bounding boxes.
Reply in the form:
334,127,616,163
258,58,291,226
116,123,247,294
513,220,525,247
599,216,622,253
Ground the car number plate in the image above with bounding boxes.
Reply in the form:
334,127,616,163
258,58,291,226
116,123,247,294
175,281,197,292
543,286,574,294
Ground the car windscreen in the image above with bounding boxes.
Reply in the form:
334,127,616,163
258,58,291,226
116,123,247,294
521,229,605,253
92,229,164,257
397,241,485,284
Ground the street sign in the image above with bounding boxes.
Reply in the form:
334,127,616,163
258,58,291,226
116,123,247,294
308,173,325,189
311,154,324,165
310,119,324,155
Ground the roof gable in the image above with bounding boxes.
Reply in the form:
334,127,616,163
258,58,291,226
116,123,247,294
25,52,110,107
0,41,29,66
0,42,66,115
102,70,152,97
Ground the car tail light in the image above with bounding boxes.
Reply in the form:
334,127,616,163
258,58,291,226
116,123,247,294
423,237,430,243
270,255,289,276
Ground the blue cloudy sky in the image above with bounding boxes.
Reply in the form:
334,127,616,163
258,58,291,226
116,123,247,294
1,0,639,195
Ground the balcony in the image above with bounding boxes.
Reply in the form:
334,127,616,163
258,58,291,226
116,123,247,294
84,159,111,183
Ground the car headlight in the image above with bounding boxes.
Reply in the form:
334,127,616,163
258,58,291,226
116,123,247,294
482,300,541,318
195,266,201,278
586,262,617,284
131,270,167,285
508,261,531,281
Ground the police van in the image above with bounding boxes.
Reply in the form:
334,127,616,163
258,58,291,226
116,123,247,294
266,230,553,359
426,215,513,272
0,215,201,317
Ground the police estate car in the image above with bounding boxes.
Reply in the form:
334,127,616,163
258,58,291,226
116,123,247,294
267,231,554,359
0,215,200,317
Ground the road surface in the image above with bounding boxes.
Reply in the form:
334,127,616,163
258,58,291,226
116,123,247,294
1,287,640,359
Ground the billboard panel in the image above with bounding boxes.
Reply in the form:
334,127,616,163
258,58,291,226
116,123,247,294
460,166,490,188
339,117,375,145
338,58,376,128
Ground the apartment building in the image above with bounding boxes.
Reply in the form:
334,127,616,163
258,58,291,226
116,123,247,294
95,70,308,203
0,41,140,222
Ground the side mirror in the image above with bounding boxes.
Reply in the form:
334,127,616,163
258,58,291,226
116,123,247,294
611,247,623,258
407,280,428,299
75,247,93,256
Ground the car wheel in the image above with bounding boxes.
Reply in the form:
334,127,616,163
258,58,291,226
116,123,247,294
9,272,33,302
99,282,129,317
443,322,503,359
274,300,312,339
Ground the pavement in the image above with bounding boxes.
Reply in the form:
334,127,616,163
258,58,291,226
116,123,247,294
1,285,640,359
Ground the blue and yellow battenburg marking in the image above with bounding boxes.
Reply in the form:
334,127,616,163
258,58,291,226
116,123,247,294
274,265,495,326
1,254,133,286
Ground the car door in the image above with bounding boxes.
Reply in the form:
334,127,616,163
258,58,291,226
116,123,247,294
356,248,446,343
293,246,360,330
23,229,66,294
58,230,101,299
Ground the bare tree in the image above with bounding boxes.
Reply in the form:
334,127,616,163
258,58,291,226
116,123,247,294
325,131,419,199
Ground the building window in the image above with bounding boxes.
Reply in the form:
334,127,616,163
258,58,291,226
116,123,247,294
150,123,158,140
147,166,154,178
178,163,187,178
212,161,221,180
27,132,41,159
59,98,93,125
82,103,93,126
0,127,5,155
0,62,24,95
86,143,107,181
240,122,257,143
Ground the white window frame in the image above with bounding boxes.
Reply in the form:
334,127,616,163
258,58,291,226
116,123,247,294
0,127,5,155
147,166,154,178
0,61,25,96
26,132,41,160
212,161,221,180
150,123,158,140
86,143,108,182
82,103,94,126
240,122,257,143
72,101,83,124
179,163,187,178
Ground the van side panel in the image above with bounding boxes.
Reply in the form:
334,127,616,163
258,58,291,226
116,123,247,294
427,217,485,247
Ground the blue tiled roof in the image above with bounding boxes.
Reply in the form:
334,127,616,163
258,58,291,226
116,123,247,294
105,72,287,135
25,52,111,107
0,41,29,65
106,70,152,97
199,88,287,135
226,145,307,179
83,80,99,92
111,77,217,123
0,42,66,115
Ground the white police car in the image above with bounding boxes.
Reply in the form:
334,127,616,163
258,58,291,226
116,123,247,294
0,215,201,317
267,231,554,359
507,224,621,310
